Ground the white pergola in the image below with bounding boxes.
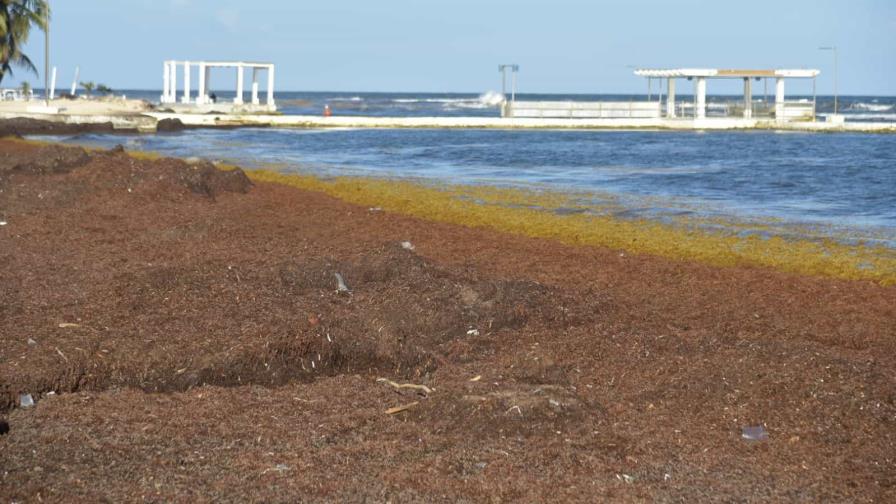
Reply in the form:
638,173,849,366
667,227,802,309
634,68,820,121
161,60,275,108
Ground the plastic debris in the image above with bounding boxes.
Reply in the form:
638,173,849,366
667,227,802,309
19,394,34,408
27,338,37,346
0,221,7,226
0,419,9,435
334,273,350,293
400,241,415,251
616,473,635,484
261,463,291,475
741,425,769,442
466,329,480,336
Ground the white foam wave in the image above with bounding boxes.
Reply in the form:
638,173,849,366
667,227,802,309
847,102,893,112
391,92,504,108
330,96,363,102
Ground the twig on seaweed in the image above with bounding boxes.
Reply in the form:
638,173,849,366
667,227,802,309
385,401,419,415
377,378,433,395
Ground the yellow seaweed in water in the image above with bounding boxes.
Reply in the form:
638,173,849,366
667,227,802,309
247,169,896,286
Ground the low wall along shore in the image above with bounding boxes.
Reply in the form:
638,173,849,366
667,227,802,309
1,109,895,134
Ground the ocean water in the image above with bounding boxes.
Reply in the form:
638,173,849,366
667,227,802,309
42,123,896,247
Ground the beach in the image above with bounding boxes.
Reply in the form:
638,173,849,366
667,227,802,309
1,135,894,501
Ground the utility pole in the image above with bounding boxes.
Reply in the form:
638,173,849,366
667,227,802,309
818,46,838,116
44,1,50,106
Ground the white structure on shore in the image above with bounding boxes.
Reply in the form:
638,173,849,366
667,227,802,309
503,67,821,123
161,60,276,112
633,68,820,122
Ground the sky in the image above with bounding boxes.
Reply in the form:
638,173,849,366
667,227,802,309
6,0,896,95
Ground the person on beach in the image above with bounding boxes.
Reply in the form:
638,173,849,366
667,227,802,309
210,92,217,103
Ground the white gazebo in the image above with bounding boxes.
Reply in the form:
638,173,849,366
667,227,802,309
634,68,820,122
161,60,276,112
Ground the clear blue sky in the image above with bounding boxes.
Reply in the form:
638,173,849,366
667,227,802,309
7,0,896,95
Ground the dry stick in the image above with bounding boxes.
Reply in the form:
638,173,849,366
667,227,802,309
377,378,433,395
385,402,419,415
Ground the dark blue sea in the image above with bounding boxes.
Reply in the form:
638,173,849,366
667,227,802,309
37,91,896,247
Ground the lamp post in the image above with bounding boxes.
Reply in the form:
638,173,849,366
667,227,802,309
44,1,50,106
818,46,838,116
44,0,50,108
498,64,519,102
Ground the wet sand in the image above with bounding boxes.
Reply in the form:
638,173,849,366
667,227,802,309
1,136,894,502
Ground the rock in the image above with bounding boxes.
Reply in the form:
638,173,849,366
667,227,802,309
156,118,186,132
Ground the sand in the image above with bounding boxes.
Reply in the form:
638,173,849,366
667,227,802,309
1,136,894,502
0,96,152,116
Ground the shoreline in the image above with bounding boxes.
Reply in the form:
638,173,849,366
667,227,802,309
1,137,895,500
12,129,896,286
1,108,895,134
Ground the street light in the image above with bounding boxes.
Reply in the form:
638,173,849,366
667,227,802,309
44,1,50,106
818,46,838,116
498,64,519,102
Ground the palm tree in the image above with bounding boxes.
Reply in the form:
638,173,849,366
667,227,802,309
80,81,95,96
0,0,49,85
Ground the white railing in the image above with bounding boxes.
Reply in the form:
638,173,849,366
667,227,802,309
503,99,816,121
504,101,662,119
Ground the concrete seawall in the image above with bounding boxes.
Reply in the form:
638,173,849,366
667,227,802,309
142,113,896,133
2,110,895,134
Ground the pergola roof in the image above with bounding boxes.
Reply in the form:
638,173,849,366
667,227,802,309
165,60,274,69
634,68,820,79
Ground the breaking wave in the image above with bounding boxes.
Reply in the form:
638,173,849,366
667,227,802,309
390,92,505,110
847,102,893,112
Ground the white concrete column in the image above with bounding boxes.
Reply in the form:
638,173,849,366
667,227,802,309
775,78,786,123
666,78,676,118
266,65,275,106
163,61,170,103
235,65,244,104
197,63,206,104
169,62,178,103
183,61,191,104
204,66,212,103
251,68,260,104
50,67,57,100
695,77,707,119
743,78,752,119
